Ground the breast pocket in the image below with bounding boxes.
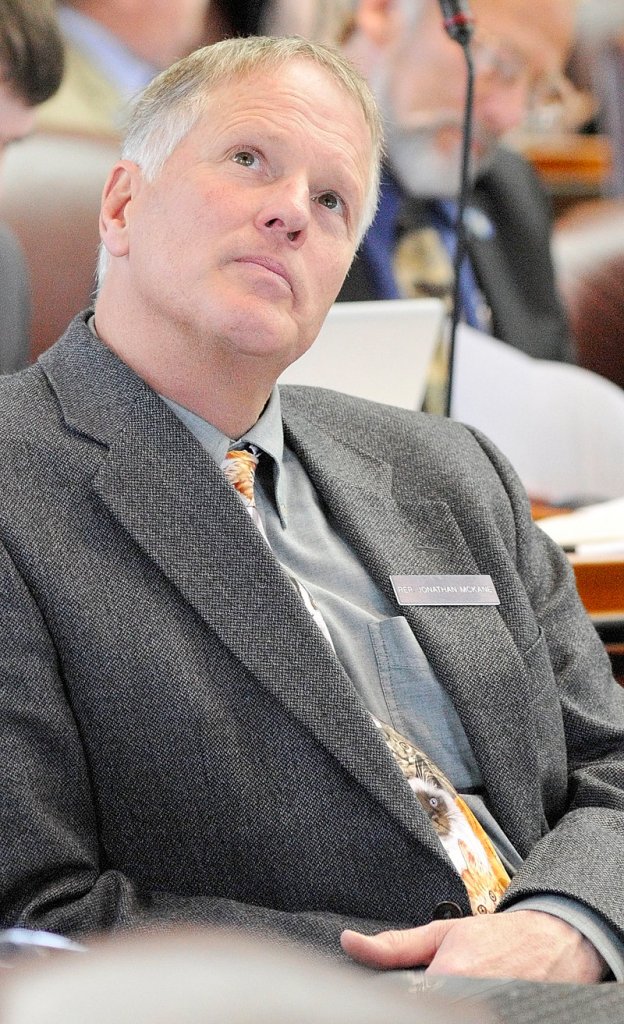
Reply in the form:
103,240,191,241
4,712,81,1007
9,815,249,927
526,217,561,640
368,615,483,793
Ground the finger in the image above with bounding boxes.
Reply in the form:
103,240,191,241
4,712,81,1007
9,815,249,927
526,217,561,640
340,922,451,970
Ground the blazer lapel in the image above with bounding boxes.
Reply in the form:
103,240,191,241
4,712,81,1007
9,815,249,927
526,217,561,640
282,396,545,848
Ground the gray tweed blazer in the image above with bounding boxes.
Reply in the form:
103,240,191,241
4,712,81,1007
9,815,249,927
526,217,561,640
1,312,623,952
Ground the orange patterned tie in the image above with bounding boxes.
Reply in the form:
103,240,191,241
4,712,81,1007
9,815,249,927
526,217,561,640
375,717,510,915
221,444,267,539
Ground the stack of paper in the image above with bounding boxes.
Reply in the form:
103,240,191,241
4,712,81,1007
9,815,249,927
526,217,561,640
451,325,624,506
537,497,624,555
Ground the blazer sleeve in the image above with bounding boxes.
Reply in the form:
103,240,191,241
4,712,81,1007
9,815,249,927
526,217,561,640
466,426,624,936
0,538,407,950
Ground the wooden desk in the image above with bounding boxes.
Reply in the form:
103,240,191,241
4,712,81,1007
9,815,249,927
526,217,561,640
568,552,624,683
509,133,612,215
529,502,624,679
569,552,624,618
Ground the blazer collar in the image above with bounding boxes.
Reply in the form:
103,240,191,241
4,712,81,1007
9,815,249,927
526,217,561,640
39,313,149,447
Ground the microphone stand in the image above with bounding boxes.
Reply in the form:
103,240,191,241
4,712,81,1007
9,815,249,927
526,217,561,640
444,39,475,417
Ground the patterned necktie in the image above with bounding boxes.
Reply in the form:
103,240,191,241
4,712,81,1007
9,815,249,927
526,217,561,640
375,716,510,915
221,444,267,539
393,208,492,415
393,225,455,306
393,205,493,332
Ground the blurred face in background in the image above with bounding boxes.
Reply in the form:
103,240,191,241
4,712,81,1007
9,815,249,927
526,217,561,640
347,0,574,196
72,0,210,68
128,0,210,66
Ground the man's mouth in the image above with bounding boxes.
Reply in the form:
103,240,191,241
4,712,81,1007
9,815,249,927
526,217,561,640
234,256,293,291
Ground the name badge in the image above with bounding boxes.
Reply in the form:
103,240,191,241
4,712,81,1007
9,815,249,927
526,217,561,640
390,574,500,606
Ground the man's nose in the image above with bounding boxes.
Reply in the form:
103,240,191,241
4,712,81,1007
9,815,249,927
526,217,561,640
255,176,310,246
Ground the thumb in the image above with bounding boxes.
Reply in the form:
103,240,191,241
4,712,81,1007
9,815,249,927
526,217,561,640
340,921,454,969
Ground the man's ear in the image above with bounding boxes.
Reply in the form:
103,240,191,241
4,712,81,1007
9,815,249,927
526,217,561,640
99,160,140,259
354,0,396,46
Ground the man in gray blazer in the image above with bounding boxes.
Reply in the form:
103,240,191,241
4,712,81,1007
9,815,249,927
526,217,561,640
0,35,623,985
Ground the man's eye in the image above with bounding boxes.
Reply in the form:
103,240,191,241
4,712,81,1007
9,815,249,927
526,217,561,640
232,151,258,167
316,191,344,214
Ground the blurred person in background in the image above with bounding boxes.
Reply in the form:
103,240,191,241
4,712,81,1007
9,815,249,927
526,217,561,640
36,0,212,138
575,0,624,197
550,2,624,392
337,0,576,375
0,0,63,371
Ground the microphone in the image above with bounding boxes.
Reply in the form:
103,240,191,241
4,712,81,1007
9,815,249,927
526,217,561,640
437,0,475,417
438,0,474,44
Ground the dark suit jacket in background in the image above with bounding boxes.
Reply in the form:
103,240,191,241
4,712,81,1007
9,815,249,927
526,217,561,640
0,313,622,952
339,147,573,363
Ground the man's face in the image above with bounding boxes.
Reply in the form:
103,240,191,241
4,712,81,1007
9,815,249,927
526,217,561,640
371,0,573,196
110,59,371,376
0,82,35,180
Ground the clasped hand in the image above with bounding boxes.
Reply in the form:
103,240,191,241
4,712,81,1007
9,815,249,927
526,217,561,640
341,910,607,983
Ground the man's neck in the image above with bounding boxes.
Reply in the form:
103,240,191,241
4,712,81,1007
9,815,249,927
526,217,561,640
153,372,271,440
92,308,274,439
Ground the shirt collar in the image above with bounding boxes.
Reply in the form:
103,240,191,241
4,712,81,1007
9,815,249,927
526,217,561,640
162,388,288,517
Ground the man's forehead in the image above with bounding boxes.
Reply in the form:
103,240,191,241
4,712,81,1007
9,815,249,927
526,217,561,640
193,61,371,156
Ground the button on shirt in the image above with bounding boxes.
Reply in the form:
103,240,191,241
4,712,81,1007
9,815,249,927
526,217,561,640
162,385,624,977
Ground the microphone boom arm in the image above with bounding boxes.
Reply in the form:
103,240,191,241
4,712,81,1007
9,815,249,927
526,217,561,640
439,0,475,417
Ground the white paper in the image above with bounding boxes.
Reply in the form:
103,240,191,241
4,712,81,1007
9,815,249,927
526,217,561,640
536,497,624,549
451,324,624,505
